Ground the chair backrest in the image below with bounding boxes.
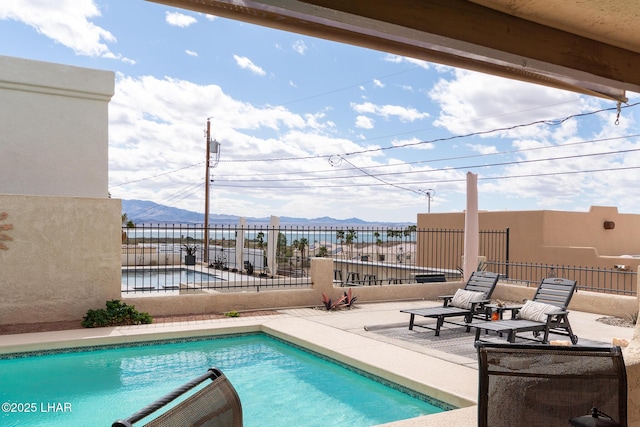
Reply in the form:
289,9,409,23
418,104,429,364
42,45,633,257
464,271,500,297
476,343,627,427
531,277,577,309
112,367,243,427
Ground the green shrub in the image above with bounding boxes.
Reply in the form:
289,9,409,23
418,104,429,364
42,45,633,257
82,300,152,328
224,310,240,318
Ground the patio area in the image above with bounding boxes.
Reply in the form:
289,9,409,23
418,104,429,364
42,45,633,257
0,300,635,426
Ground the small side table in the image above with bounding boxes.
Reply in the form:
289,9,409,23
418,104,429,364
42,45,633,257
485,304,522,320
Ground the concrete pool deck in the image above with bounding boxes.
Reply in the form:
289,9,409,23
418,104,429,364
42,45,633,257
0,300,635,426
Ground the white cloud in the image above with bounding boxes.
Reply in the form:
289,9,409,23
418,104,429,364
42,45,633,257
468,143,498,155
429,69,585,137
103,52,136,65
165,11,197,28
351,102,429,122
392,137,434,150
185,50,198,57
107,74,430,220
292,40,307,55
383,54,430,70
373,79,384,88
0,0,116,57
355,115,374,129
233,55,266,76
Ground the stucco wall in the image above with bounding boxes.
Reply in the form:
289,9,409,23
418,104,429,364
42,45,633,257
0,55,114,198
418,206,640,271
0,194,121,324
0,55,118,324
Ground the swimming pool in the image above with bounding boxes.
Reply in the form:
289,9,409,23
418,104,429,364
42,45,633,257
0,333,449,426
121,267,223,291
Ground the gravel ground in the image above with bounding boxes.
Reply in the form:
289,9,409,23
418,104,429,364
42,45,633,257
596,316,636,328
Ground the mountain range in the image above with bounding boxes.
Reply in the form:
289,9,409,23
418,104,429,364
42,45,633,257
121,199,414,227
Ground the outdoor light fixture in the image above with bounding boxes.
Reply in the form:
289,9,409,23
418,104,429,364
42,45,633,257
603,221,615,230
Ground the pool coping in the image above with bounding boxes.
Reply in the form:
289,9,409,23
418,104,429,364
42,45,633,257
0,312,478,427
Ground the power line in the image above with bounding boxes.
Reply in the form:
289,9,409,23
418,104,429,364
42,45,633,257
111,162,203,187
210,164,640,189
213,142,640,184
211,133,640,180
278,65,421,106
215,102,640,163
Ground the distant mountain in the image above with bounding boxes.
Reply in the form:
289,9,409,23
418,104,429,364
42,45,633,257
121,199,413,227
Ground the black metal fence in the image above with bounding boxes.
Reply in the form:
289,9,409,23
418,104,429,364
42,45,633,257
486,261,637,296
120,224,510,293
120,224,636,296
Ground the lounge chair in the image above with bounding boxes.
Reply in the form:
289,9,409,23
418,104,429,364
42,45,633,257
472,277,578,344
400,270,500,336
476,342,627,427
112,367,242,427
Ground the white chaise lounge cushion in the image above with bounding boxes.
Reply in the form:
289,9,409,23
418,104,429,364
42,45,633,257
518,300,558,322
451,289,486,309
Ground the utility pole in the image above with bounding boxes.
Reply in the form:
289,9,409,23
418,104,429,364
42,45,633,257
204,118,220,263
420,188,436,213
204,119,211,263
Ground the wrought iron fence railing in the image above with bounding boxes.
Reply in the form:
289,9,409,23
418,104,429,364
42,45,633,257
120,224,510,294
486,261,637,296
120,224,636,296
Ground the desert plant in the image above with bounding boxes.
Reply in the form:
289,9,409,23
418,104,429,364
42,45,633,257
182,244,197,256
321,292,346,310
343,288,358,308
82,300,152,328
245,262,254,275
225,310,240,318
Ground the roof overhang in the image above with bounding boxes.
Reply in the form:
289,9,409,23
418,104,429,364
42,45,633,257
148,0,640,102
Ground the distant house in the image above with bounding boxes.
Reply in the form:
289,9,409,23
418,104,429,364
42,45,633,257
417,206,640,272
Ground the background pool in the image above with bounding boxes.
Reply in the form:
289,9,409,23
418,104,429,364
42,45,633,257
0,334,447,426
121,267,222,290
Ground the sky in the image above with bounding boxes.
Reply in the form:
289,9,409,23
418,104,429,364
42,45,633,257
1,0,639,223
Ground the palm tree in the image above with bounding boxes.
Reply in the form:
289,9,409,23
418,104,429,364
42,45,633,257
298,237,308,264
256,231,266,267
292,239,299,262
336,230,345,257
403,225,417,236
121,213,134,243
387,229,403,263
345,228,357,259
291,238,308,266
374,231,384,260
121,213,135,228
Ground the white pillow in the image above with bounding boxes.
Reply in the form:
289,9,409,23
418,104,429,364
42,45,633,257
518,300,558,322
451,289,486,309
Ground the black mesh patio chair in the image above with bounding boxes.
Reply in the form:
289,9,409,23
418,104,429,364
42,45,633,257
112,367,242,427
476,342,627,427
400,270,500,336
472,277,578,344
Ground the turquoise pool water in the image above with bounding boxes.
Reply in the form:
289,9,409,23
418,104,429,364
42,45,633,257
0,334,448,426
